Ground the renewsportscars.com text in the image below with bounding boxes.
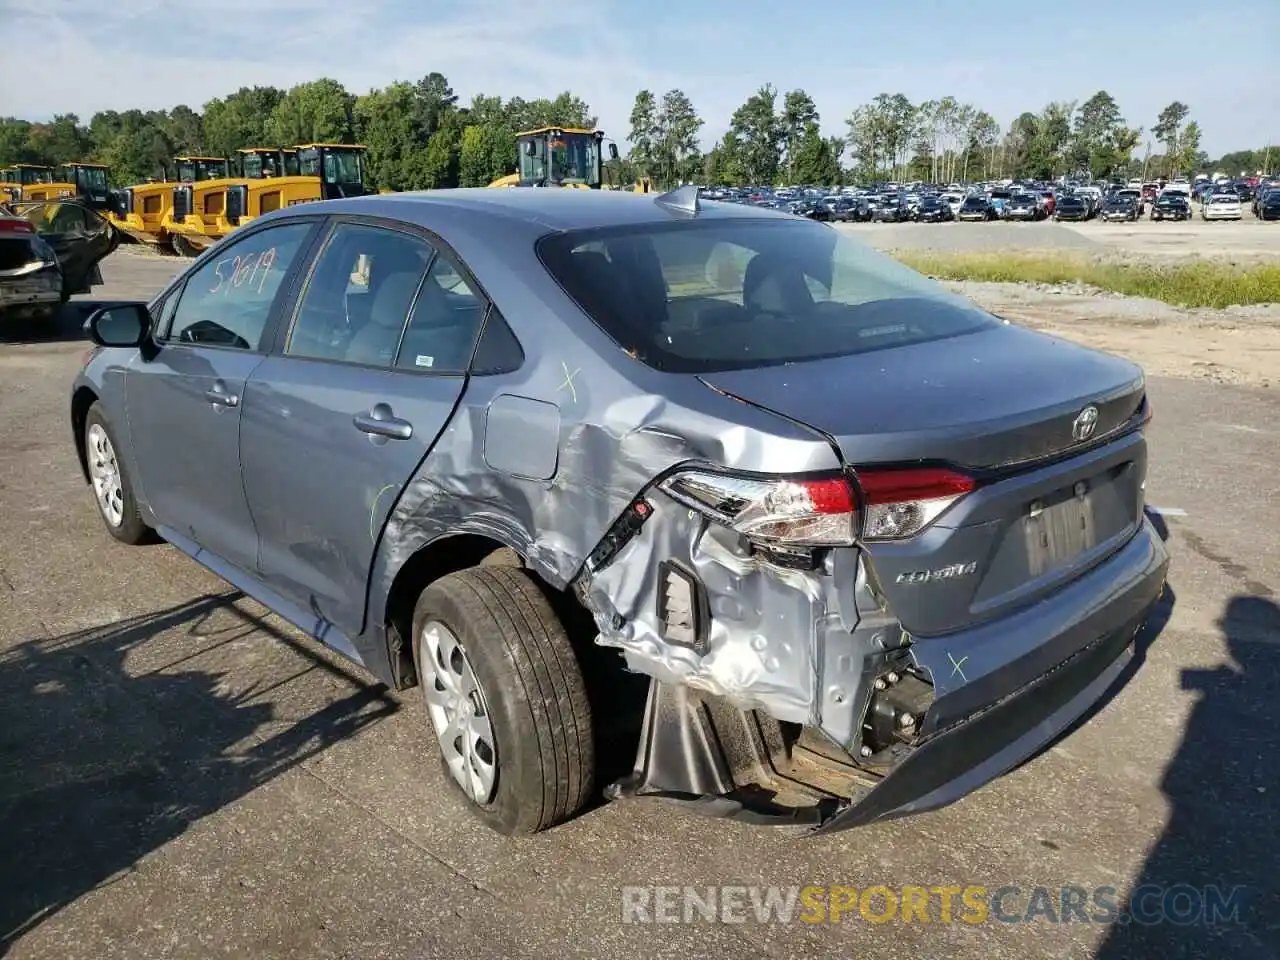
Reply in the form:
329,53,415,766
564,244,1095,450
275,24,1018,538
620,884,1248,927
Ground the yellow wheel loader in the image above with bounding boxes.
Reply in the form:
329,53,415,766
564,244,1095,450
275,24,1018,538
106,156,231,250
167,145,371,257
57,163,113,210
0,164,76,202
487,128,651,192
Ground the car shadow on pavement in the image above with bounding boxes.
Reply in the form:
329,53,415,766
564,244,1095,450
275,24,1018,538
1093,590,1280,958
0,593,400,955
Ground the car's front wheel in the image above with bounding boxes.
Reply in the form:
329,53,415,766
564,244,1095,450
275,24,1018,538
84,402,152,544
411,566,594,835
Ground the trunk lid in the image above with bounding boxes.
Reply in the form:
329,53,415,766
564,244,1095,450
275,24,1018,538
699,324,1149,634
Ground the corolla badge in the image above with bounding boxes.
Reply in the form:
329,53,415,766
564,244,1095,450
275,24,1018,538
896,562,977,584
1072,405,1099,442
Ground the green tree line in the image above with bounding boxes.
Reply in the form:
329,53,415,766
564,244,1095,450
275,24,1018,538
1,74,1271,190
692,86,1267,186
0,75,594,190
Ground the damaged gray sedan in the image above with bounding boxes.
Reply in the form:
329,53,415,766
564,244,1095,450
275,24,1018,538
70,187,1169,836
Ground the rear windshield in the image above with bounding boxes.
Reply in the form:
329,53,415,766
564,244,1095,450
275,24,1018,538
537,218,996,374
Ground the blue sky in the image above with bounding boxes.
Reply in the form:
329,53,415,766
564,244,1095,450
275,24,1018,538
1,0,1275,157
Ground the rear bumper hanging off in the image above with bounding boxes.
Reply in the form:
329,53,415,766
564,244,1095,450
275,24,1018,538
607,520,1169,835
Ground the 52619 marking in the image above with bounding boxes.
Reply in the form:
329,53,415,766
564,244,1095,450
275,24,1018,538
209,246,277,296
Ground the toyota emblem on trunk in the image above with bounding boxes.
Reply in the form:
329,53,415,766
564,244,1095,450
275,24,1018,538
1072,405,1099,442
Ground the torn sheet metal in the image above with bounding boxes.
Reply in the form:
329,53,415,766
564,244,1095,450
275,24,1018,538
579,490,905,749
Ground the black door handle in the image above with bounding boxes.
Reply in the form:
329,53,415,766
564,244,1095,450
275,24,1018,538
354,402,413,440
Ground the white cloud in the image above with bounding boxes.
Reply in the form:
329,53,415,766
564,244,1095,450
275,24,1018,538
0,0,668,147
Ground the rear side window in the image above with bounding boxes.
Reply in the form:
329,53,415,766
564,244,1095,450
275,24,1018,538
393,254,486,374
538,218,995,373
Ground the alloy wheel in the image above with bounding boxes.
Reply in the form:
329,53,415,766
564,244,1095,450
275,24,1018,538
419,620,498,804
87,423,124,527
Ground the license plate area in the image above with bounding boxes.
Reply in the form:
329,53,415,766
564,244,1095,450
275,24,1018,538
968,461,1138,613
1023,481,1099,576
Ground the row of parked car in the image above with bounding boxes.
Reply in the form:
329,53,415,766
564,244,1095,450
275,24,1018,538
1076,179,1280,223
702,177,1280,225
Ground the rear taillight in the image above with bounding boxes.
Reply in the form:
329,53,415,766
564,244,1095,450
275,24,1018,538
0,219,34,234
659,470,857,546
658,465,976,547
855,467,975,541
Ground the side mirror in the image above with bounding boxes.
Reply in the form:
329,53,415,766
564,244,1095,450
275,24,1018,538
608,143,619,161
85,303,152,348
524,140,538,157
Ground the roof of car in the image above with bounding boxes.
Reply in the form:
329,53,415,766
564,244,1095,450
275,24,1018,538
310,187,797,232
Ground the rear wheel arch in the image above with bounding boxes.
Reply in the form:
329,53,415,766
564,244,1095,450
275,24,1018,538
382,533,530,690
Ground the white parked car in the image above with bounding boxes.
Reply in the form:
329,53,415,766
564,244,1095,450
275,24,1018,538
1202,193,1243,221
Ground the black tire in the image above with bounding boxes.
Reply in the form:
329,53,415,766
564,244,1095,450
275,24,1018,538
83,402,152,545
411,566,594,835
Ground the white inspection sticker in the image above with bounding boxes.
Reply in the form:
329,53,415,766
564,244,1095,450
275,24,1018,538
415,355,435,368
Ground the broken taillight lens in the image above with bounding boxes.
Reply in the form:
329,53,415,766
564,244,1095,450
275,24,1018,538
660,465,977,547
660,466,977,548
659,470,857,546
856,467,975,541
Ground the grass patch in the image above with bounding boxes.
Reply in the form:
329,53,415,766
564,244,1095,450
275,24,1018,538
892,251,1280,309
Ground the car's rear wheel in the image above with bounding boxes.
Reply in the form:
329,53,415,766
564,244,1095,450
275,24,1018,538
84,402,152,544
411,566,594,835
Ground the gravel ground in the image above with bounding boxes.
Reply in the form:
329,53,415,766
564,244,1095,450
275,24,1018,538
945,280,1280,389
837,220,1104,254
836,215,1279,260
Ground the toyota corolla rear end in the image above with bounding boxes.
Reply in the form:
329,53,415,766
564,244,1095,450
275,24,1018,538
689,327,1166,831
541,209,1169,833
